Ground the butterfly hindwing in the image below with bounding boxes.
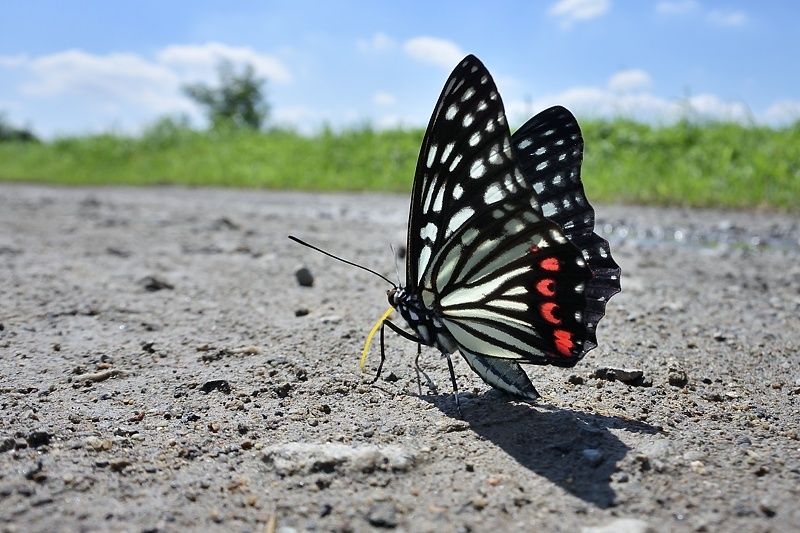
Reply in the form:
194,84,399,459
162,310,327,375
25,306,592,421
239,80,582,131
511,106,621,354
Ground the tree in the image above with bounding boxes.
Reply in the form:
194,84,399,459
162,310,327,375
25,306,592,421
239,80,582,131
182,60,270,131
0,112,38,142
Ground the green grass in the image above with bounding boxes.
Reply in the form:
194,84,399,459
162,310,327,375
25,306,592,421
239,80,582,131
582,119,800,211
1,118,799,211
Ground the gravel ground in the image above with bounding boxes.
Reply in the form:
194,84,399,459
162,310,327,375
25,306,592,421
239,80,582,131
1,183,799,533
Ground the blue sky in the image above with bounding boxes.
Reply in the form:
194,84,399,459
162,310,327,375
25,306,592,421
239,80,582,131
1,0,798,138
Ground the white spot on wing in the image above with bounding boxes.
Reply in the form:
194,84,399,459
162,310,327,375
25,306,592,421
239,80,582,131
489,299,528,312
447,207,474,235
463,113,474,127
452,183,464,200
504,285,526,296
449,154,463,172
432,185,445,212
504,218,525,235
470,159,486,179
461,227,480,246
420,222,438,242
483,183,505,204
461,87,476,102
550,229,567,244
440,143,454,163
488,145,503,165
426,144,438,168
517,138,532,149
446,103,458,120
418,245,432,278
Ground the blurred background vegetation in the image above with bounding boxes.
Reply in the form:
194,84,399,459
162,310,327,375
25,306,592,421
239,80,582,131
1,61,798,212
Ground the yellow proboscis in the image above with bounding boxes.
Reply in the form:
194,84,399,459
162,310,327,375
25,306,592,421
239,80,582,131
360,306,395,373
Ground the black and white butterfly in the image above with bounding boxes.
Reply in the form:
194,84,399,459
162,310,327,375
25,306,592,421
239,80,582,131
292,54,620,405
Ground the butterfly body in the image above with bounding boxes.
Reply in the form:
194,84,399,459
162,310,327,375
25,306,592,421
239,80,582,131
384,55,621,402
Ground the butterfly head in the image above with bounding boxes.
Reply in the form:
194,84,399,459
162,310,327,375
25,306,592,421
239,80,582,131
387,286,406,308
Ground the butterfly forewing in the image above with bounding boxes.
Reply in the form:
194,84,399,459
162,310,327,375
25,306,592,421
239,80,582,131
407,56,536,288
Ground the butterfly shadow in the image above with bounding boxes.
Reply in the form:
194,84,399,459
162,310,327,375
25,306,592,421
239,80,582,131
416,391,662,509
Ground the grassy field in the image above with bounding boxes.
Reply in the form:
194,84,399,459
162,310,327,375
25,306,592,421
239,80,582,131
1,118,798,211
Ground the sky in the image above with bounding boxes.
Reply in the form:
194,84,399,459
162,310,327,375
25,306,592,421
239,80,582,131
1,0,799,138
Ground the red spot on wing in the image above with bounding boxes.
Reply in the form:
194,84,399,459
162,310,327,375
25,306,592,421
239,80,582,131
540,257,560,271
530,245,540,253
536,278,556,297
540,302,561,325
553,329,575,356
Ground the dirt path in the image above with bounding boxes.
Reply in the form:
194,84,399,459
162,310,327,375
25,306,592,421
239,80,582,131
1,184,798,532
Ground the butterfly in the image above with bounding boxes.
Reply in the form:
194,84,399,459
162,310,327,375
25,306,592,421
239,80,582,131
292,54,620,407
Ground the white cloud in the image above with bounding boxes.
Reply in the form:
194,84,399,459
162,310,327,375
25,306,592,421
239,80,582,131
404,37,465,69
707,10,747,27
21,49,186,114
373,91,396,106
357,32,396,53
655,0,699,15
763,100,800,125
607,69,653,92
508,70,759,126
657,2,748,28
158,42,292,83
685,93,750,121
4,44,292,136
549,0,610,29
0,54,28,68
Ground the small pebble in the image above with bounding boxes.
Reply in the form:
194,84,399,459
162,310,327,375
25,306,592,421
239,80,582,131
139,276,174,292
85,436,113,451
568,374,585,385
26,430,51,448
594,367,644,383
582,449,604,467
471,497,488,510
200,380,231,394
668,369,689,387
581,517,653,533
109,458,132,472
295,267,314,287
366,502,399,527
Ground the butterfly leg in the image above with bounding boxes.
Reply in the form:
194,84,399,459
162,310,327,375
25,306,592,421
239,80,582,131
414,344,438,396
442,351,462,415
375,320,425,385
371,320,388,385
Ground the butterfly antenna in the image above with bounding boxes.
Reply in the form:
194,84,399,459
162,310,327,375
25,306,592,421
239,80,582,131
390,243,402,286
288,235,397,288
